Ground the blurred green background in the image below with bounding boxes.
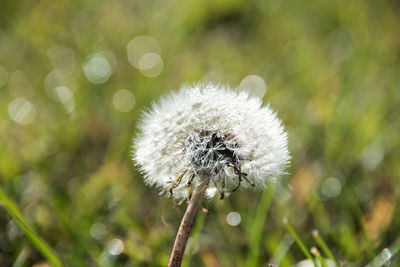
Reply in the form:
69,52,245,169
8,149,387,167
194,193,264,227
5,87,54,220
1,0,400,266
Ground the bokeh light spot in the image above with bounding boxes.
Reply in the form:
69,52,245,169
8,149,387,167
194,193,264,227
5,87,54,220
8,98,36,125
274,185,292,204
113,89,135,112
127,35,161,68
54,86,73,102
83,53,112,84
63,98,75,113
138,52,164,78
226,211,241,226
107,238,124,256
101,51,118,73
44,69,68,92
239,75,267,98
361,142,384,171
321,177,342,199
90,223,107,240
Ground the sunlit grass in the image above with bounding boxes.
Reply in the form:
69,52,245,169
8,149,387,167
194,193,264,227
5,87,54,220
0,189,63,267
1,0,400,265
245,185,276,267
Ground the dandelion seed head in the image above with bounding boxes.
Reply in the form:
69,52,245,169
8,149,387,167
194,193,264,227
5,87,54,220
133,83,290,200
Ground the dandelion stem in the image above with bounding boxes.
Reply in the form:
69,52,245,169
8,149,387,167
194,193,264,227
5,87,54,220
168,182,207,267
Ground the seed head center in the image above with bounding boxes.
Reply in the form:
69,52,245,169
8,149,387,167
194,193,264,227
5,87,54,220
185,130,241,176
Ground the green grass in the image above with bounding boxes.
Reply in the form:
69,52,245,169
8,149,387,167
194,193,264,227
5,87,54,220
245,185,276,267
1,0,400,265
312,229,339,267
284,219,317,267
0,189,63,267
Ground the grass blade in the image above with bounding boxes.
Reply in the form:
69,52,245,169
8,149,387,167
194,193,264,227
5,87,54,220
0,189,63,267
283,218,317,267
311,247,328,267
365,237,400,267
312,229,339,267
245,185,276,267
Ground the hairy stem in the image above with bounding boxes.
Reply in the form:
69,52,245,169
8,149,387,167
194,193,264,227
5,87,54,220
168,183,207,267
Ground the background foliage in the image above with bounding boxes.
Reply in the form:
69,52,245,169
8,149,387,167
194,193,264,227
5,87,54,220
1,0,400,266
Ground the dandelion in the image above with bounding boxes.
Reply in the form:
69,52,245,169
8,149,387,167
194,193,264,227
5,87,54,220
133,83,290,266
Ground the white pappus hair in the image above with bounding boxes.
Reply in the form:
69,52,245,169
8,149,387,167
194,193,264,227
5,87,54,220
133,83,290,200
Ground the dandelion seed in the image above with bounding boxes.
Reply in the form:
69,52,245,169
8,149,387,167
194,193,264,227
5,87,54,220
133,83,290,267
133,83,290,200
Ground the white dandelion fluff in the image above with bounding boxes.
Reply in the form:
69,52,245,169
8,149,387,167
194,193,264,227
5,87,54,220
133,83,290,200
